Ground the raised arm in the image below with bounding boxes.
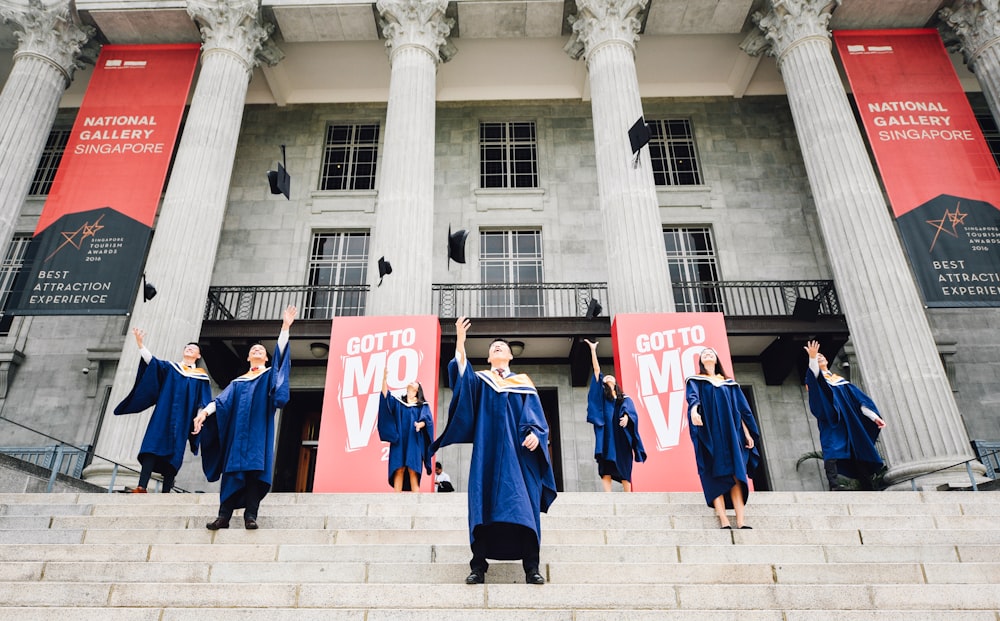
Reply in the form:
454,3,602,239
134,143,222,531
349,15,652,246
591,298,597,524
132,328,152,363
804,340,821,377
584,339,600,380
454,316,470,371
277,305,297,352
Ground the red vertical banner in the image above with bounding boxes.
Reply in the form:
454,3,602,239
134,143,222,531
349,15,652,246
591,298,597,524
611,313,734,492
313,315,441,492
835,29,1000,307
8,44,199,315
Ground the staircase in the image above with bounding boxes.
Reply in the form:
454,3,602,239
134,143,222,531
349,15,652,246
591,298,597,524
1,490,999,619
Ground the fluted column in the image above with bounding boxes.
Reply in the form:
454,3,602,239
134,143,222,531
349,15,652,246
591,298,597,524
565,0,674,315
0,0,90,254
942,1,1000,126
750,0,980,488
367,0,453,316
84,0,276,487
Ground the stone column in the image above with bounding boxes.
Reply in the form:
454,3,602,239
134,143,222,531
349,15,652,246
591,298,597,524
565,0,674,315
84,0,277,488
941,1,1000,126
749,0,981,488
0,0,90,254
367,0,453,316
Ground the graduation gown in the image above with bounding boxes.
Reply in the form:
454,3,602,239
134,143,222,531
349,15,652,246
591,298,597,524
685,375,760,507
586,373,646,482
114,356,212,476
199,341,290,507
431,360,558,560
805,368,883,477
377,393,435,489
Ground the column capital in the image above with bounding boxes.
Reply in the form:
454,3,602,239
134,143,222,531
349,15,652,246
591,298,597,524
748,0,840,65
565,0,647,61
187,0,274,73
376,0,455,64
941,0,1000,71
0,0,93,85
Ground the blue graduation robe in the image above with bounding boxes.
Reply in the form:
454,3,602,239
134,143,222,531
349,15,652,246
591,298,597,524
199,341,290,507
114,356,212,476
586,373,646,482
431,360,557,560
685,375,760,507
378,393,435,490
805,368,883,477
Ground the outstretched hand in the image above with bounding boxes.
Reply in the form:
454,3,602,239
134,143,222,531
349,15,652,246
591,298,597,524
132,328,146,348
584,338,598,350
282,305,298,329
804,340,821,359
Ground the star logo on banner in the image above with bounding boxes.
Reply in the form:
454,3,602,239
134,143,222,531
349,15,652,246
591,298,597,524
926,202,967,252
45,213,106,261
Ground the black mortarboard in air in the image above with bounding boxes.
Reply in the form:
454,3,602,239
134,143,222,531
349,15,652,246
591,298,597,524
377,256,392,287
267,144,291,200
448,225,469,268
628,117,652,168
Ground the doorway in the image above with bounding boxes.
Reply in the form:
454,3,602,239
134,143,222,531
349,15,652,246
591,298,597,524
273,390,324,492
538,387,563,492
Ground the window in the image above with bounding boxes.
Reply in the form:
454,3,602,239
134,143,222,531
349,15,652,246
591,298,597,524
480,122,538,188
320,124,379,191
648,119,702,186
480,229,543,317
663,226,721,312
305,232,369,318
976,113,1000,170
0,234,30,333
29,127,72,196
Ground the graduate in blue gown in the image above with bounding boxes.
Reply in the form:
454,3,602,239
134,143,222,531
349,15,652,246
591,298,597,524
685,347,760,529
114,328,212,493
378,368,434,492
583,338,645,492
193,305,296,530
804,340,886,490
431,316,557,585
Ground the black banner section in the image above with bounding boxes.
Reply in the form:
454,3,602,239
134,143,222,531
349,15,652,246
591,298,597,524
896,194,1000,307
7,207,151,315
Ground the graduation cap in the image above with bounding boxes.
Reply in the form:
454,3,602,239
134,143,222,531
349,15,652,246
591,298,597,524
377,256,392,287
584,298,602,319
448,225,469,268
142,273,157,302
267,145,291,200
628,117,652,169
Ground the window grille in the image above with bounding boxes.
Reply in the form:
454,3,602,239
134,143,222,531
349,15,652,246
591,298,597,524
648,119,702,186
663,226,721,312
305,231,369,318
320,124,379,191
479,229,543,317
480,122,538,189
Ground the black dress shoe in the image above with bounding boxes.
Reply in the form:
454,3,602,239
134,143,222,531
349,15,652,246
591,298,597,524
465,570,485,584
206,518,230,530
525,571,545,585
244,517,258,530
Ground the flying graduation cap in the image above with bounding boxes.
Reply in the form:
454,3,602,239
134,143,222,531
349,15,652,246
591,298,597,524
628,117,652,169
448,225,469,268
267,144,291,200
377,256,392,287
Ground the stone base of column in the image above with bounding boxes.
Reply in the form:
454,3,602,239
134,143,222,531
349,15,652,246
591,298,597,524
82,460,142,492
883,458,990,491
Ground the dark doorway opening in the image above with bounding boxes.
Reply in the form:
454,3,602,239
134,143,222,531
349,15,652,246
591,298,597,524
538,387,563,492
741,386,771,492
273,390,323,492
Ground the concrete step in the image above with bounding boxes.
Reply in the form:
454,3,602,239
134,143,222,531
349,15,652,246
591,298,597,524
1,490,998,617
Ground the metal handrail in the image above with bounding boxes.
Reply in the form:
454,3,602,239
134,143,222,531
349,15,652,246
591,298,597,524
670,280,840,316
891,447,1000,491
0,414,187,493
203,280,840,321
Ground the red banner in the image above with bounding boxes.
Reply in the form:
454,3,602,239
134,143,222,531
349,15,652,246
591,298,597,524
8,44,199,315
313,315,441,492
835,29,1000,306
611,313,734,492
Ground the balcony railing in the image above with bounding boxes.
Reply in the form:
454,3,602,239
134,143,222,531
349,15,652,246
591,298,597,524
205,285,370,320
203,280,840,321
671,280,840,316
432,283,608,318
